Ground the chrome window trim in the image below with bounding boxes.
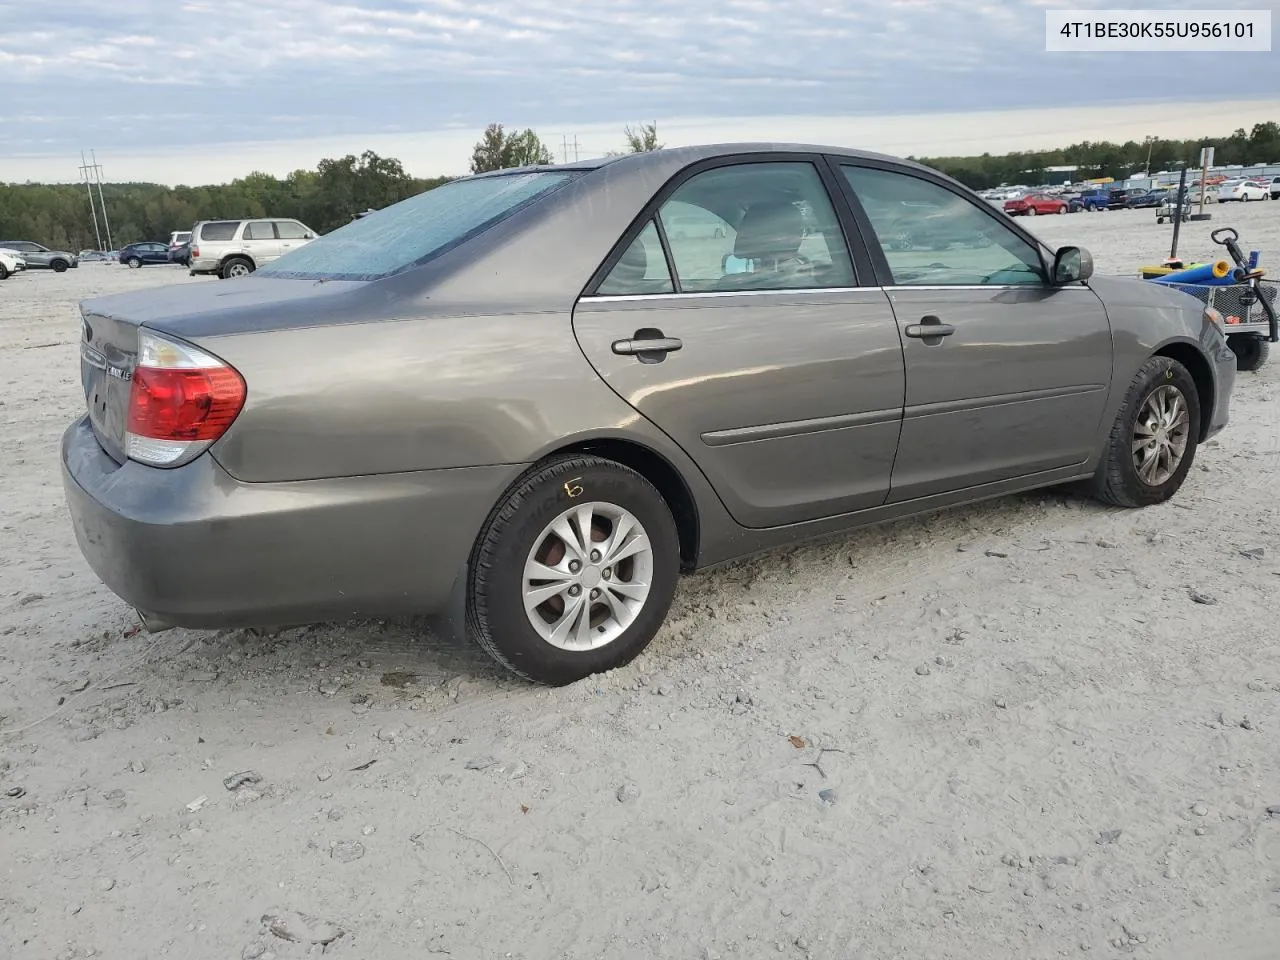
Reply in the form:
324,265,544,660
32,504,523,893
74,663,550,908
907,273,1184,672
585,283,1092,303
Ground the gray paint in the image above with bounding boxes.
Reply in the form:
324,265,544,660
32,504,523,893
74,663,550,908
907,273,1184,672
61,143,1237,631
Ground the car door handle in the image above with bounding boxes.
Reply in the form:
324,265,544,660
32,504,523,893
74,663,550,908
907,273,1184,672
903,316,956,340
612,331,683,363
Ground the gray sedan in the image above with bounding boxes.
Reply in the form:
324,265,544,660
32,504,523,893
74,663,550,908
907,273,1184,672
61,144,1236,685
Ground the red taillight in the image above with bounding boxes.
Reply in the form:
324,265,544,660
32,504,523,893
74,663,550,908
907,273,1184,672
127,366,245,441
124,330,246,467
190,246,199,258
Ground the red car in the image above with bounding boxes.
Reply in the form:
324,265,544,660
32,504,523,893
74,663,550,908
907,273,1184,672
1003,194,1069,216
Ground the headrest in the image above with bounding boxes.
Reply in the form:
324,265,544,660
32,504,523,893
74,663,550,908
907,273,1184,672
734,201,804,261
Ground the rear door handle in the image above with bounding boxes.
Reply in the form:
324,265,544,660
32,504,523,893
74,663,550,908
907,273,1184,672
903,315,955,341
612,330,683,363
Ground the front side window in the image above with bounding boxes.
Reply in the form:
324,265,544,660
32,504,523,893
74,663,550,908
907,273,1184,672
259,171,578,281
274,220,309,240
656,162,856,293
597,220,674,295
841,165,1045,287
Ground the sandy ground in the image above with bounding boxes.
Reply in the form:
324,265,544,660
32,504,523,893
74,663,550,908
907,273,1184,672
4,202,1280,960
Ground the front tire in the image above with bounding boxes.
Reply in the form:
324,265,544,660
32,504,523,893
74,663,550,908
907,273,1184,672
467,455,680,686
1090,356,1200,508
126,257,142,269
0,263,8,280
1026,206,1037,216
51,259,68,273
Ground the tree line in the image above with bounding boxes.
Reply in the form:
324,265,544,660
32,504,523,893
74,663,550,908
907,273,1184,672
2,121,1275,252
915,121,1280,189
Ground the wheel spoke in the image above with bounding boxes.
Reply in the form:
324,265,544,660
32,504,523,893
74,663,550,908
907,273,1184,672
547,593,588,647
600,513,635,566
606,531,650,566
606,579,648,602
524,579,572,611
550,516,587,562
573,505,596,555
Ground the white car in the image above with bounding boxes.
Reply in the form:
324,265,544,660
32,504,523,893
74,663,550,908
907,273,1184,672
0,248,26,279
1218,178,1269,202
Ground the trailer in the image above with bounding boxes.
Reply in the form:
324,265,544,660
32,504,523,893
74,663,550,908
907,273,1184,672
1143,228,1278,372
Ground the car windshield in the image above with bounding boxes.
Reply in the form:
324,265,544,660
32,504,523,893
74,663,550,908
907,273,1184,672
258,171,579,281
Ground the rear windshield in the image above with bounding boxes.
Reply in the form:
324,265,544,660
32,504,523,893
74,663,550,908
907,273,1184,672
257,171,578,281
198,221,240,241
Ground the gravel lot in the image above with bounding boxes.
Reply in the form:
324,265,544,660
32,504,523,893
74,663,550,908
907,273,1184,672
3,201,1280,960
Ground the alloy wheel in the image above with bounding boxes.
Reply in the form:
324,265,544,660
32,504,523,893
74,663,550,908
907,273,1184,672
522,501,653,650
1132,384,1190,486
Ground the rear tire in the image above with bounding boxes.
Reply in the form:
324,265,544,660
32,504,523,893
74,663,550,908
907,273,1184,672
467,455,680,686
126,257,142,269
0,264,8,280
1090,356,1200,508
221,257,253,279
1227,334,1270,372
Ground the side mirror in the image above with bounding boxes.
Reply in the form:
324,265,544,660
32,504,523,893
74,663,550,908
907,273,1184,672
1052,245,1093,284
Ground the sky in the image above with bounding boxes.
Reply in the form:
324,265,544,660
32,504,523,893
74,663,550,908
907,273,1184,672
2,0,1278,185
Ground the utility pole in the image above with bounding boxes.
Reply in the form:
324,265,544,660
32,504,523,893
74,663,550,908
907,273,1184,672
78,151,104,252
90,150,113,251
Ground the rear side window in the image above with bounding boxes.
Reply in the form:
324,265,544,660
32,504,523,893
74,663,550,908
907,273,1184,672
258,171,578,281
244,222,275,240
597,221,674,295
199,221,239,242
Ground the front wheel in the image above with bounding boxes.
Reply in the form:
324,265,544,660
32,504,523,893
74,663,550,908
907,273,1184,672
0,263,8,280
126,257,142,269
51,260,68,273
1026,206,1037,216
467,455,681,686
1090,356,1200,508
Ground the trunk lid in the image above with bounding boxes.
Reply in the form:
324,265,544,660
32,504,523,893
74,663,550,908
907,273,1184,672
79,305,143,464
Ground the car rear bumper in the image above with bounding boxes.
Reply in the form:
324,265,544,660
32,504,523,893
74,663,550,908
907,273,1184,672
60,415,519,630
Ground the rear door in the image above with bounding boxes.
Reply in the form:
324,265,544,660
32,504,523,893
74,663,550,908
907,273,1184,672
572,156,905,529
835,161,1113,503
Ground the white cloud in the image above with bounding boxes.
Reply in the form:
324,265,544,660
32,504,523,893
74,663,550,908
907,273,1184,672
1,0,1276,170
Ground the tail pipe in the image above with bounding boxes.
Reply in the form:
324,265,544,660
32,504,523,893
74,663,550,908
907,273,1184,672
135,609,175,634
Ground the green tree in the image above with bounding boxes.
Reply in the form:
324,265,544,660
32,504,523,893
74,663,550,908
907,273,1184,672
623,123,663,153
469,124,555,173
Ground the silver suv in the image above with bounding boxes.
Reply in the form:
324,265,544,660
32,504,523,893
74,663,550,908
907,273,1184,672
0,240,79,272
189,218,318,279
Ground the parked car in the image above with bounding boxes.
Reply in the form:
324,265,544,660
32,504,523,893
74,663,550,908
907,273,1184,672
1126,189,1166,209
119,242,177,268
0,248,24,279
0,240,78,271
1218,179,1269,202
168,231,192,265
188,218,318,279
1269,176,1280,200
61,143,1237,686
1075,188,1111,211
1003,193,1068,216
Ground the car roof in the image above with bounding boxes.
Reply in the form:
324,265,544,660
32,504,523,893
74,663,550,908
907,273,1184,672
467,142,938,179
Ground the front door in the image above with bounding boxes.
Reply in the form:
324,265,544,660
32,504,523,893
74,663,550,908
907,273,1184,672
241,220,282,264
837,162,1114,503
573,159,905,529
273,220,311,259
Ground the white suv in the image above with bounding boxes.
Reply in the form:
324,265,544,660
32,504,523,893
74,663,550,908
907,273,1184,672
189,218,318,279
